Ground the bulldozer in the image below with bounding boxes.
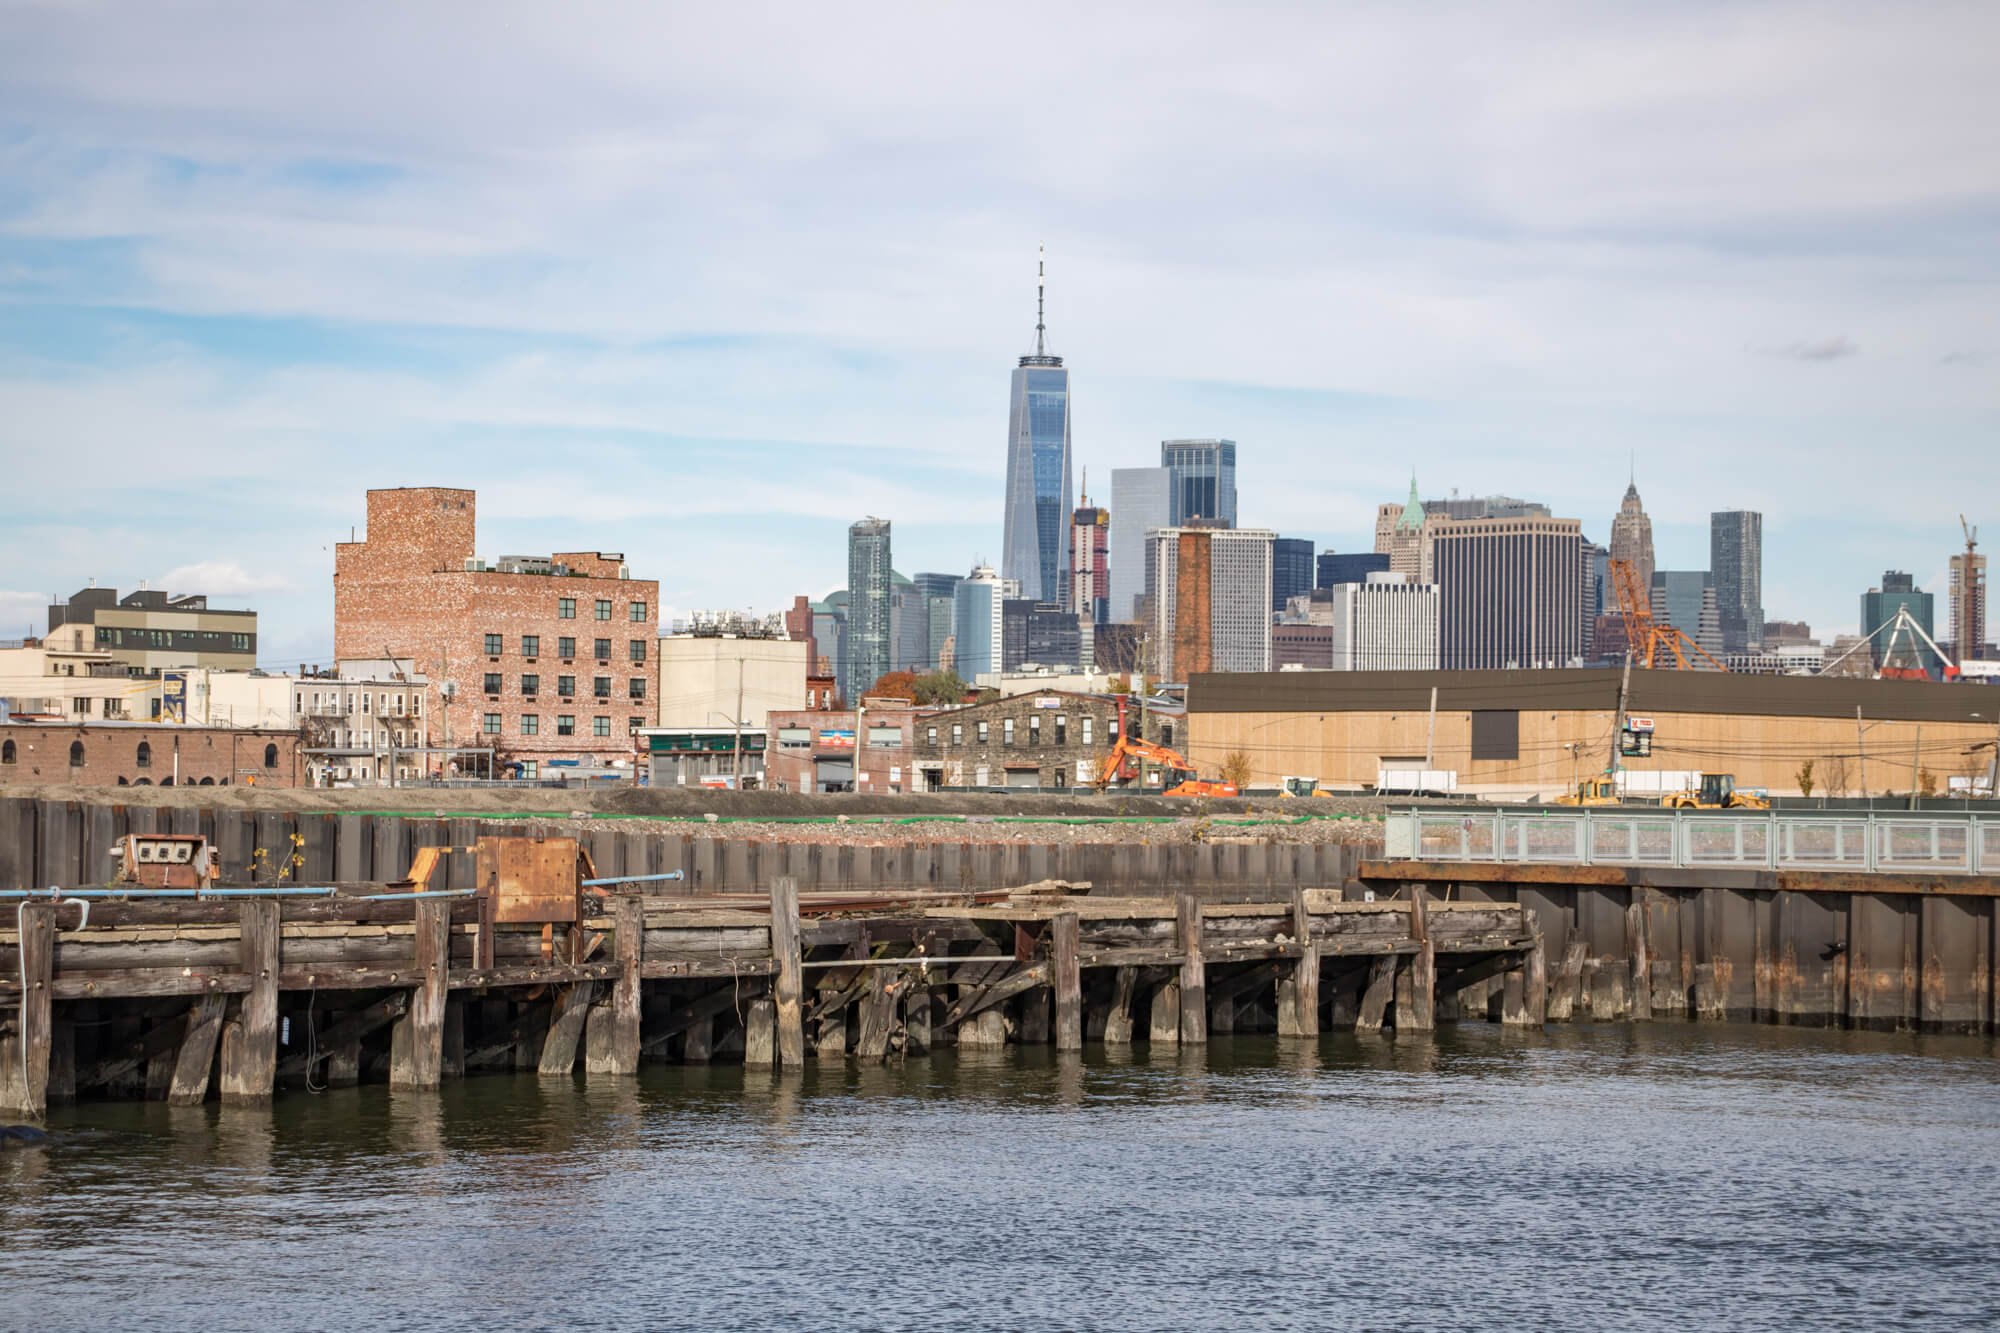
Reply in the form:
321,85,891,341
1661,773,1769,810
1552,778,1624,807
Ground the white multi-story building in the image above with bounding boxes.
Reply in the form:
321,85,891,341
297,661,432,786
1144,526,1275,677
1329,573,1440,671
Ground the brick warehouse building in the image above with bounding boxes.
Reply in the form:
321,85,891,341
910,691,1126,790
334,488,660,776
0,721,301,787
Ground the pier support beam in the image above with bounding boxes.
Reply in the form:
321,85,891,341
1547,936,1588,1022
1277,887,1320,1038
585,896,643,1076
1355,956,1396,1034
0,902,54,1118
1178,894,1207,1045
538,981,597,1076
1406,888,1435,1031
855,969,897,1060
1103,967,1136,1044
743,997,777,1067
1627,896,1654,1021
1052,912,1082,1052
168,993,227,1105
219,901,279,1104
769,877,807,1071
390,898,449,1090
1149,980,1181,1047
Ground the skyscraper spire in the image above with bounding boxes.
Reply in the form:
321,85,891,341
1035,244,1047,357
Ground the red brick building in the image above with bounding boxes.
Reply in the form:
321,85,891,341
334,488,660,776
765,706,927,793
0,722,301,787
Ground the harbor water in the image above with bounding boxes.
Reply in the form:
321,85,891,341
4,1022,1996,1331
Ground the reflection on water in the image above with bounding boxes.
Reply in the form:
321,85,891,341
4,1022,1997,1332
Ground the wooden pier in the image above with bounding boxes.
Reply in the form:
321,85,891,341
0,832,1536,1117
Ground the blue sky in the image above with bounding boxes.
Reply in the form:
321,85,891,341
2,0,1996,664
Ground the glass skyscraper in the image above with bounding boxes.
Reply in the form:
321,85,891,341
1002,257,1072,604
845,518,891,703
1161,439,1237,527
1710,509,1764,655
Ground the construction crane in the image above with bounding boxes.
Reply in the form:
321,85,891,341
1608,558,1729,671
1819,604,1959,681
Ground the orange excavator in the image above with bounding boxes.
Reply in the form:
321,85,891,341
1094,697,1238,796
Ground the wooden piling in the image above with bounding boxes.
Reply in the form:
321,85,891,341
585,896,643,1076
682,1010,714,1063
1627,896,1654,1021
0,901,54,1117
389,898,449,1090
1547,936,1588,1021
1355,955,1396,1034
769,877,807,1070
1103,967,1136,1044
538,981,597,1076
1052,911,1083,1052
1178,893,1207,1045
219,900,279,1103
1277,886,1321,1037
167,993,227,1105
1406,888,1435,1031
1150,980,1181,1047
1522,926,1548,1026
855,969,897,1060
960,1007,1006,1048
743,997,777,1067
904,988,931,1054
1017,987,1051,1044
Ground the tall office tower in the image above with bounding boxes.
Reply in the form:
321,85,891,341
1317,551,1391,588
1862,571,1938,672
1001,600,1083,670
1430,515,1585,669
911,572,962,672
1328,574,1441,671
1373,474,1428,579
951,565,1017,683
845,518,891,702
1608,481,1656,596
1161,440,1237,526
1271,537,1315,612
1710,509,1764,654
1108,466,1171,621
1650,571,1725,662
1143,526,1275,678
1581,540,1609,658
1070,497,1110,622
1950,547,1987,660
888,571,926,673
1001,252,1072,603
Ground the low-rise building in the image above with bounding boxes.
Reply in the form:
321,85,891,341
638,726,770,789
909,690,1122,790
0,720,301,787
48,585,258,672
294,663,435,786
765,705,926,794
657,631,809,730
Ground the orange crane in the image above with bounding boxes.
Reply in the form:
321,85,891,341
1608,558,1729,671
1094,698,1238,796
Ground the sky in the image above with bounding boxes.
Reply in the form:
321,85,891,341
2,0,1996,665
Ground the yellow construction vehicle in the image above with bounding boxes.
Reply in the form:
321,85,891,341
1661,773,1769,810
1280,776,1336,798
1552,778,1624,806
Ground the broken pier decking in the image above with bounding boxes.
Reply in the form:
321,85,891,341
0,873,1537,1116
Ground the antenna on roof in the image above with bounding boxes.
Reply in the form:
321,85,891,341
1035,244,1047,357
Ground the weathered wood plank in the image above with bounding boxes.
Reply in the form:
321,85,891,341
1628,896,1654,1022
276,994,408,1078
1354,955,1396,1034
0,902,54,1117
1177,893,1207,1045
537,980,597,1076
770,877,806,1070
389,898,449,1089
1103,966,1136,1044
1406,889,1435,1032
1546,936,1588,1022
855,969,898,1060
584,896,643,1076
218,900,278,1103
167,992,227,1105
1052,911,1082,1052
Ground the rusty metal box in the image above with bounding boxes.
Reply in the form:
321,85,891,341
476,836,581,924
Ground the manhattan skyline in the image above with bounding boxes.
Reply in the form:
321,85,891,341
1,4,1995,665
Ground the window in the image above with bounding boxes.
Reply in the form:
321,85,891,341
1,739,13,764
484,633,503,655
594,638,611,660
263,743,278,769
520,761,538,780
557,715,576,736
362,693,372,713
1082,717,1093,745
778,726,811,748
1030,715,1042,745
558,675,576,697
231,633,252,652
483,673,502,695
595,599,612,620
628,717,643,733
519,674,538,696
1003,719,1015,746
628,601,647,622
1471,710,1520,761
483,713,502,735
926,727,938,747
73,697,89,715
593,676,612,698
558,597,576,619
1109,716,1120,743
977,721,989,744
593,716,611,737
628,678,646,699
951,724,963,746
70,740,84,767
1055,715,1067,745
629,639,646,663
521,635,539,657
521,714,540,735
136,741,151,769
558,636,576,659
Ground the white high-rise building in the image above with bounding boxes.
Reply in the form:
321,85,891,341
1108,467,1171,623
1328,574,1440,671
1143,526,1275,677
951,565,1019,682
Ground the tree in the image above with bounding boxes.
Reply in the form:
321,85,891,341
1219,750,1253,789
1821,754,1850,799
863,670,922,702
1796,758,1816,799
909,670,968,706
1919,768,1938,799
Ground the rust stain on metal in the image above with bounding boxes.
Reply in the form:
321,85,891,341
478,836,581,925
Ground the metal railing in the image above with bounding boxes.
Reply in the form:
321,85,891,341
1386,806,2000,875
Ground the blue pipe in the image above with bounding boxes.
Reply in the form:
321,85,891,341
357,889,478,901
0,886,337,899
581,871,684,886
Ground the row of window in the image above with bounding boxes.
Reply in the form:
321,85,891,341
923,714,1105,748
97,628,253,651
480,714,643,738
0,739,279,769
480,674,646,700
297,691,421,716
552,598,648,622
483,634,646,663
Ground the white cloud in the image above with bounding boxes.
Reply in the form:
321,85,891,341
157,560,290,598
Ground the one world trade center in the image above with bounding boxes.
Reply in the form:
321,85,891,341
1001,250,1072,605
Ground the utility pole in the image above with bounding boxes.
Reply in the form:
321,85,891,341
733,657,745,789
1424,685,1438,771
1856,706,1868,804
1910,724,1923,810
1609,650,1633,779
